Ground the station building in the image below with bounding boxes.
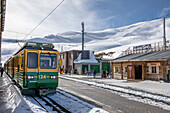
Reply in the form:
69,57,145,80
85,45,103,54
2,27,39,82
112,49,170,81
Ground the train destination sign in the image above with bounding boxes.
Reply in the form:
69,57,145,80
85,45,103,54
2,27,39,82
133,44,151,51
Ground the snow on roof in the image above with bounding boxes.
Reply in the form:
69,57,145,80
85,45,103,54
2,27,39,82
74,51,99,64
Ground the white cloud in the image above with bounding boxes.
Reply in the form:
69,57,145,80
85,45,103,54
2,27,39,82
159,7,170,17
3,0,104,39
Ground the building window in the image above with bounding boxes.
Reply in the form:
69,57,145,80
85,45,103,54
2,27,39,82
148,66,159,74
21,53,24,68
63,54,64,59
152,66,157,73
147,66,149,73
69,53,71,58
124,67,127,73
115,67,120,73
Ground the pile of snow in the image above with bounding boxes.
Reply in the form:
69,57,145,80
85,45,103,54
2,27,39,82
89,79,170,97
0,74,41,113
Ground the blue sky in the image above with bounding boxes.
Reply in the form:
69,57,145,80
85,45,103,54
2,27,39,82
3,0,170,39
89,0,170,29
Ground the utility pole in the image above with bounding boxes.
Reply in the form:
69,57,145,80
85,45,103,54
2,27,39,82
81,22,84,52
163,17,166,51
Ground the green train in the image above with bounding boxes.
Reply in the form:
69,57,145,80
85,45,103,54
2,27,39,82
4,42,59,95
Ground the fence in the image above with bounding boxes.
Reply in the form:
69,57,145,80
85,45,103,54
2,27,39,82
118,40,170,57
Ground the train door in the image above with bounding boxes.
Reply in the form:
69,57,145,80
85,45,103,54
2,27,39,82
27,50,39,85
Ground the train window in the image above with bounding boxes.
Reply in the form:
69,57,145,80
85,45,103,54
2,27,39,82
21,53,24,68
40,53,56,69
27,52,38,68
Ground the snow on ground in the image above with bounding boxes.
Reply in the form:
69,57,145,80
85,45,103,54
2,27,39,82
0,74,39,113
89,79,170,97
23,89,108,113
2,73,108,113
23,97,47,113
49,89,108,113
60,75,170,111
61,74,170,97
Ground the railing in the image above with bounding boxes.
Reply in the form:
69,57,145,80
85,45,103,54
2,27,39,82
118,40,170,57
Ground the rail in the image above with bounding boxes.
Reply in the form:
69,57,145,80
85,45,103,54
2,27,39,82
32,95,71,113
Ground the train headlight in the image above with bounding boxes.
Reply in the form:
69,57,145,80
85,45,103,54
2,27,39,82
28,76,34,79
50,76,56,79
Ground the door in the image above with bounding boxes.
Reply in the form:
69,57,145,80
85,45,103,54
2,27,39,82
102,62,110,73
26,50,39,88
127,65,133,79
82,65,88,74
135,65,142,79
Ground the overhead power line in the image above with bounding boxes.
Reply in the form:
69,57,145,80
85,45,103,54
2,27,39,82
24,0,64,39
4,30,43,37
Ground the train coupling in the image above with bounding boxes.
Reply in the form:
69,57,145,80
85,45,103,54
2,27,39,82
39,86,49,96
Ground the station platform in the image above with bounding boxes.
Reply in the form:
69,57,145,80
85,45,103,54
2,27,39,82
0,72,13,113
0,73,34,113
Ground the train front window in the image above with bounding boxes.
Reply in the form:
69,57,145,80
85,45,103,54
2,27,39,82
40,53,56,69
27,52,38,68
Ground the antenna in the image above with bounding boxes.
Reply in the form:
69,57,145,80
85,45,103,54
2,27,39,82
163,17,166,51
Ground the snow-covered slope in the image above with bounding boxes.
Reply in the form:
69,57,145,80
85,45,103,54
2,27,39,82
2,18,170,63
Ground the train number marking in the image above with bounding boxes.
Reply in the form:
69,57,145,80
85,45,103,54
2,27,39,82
39,75,46,79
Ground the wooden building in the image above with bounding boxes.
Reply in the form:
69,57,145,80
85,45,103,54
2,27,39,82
112,50,170,81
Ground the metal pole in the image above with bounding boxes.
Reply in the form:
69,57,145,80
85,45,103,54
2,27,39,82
163,17,166,51
81,22,84,51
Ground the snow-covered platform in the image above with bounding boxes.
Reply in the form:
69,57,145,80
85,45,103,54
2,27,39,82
0,73,35,113
60,74,170,97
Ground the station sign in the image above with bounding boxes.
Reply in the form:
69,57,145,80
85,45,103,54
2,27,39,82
147,63,160,66
133,44,151,51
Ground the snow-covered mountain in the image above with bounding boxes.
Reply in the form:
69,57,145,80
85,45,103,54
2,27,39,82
2,18,170,63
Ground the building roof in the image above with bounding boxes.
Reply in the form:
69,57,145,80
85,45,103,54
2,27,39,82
0,0,6,32
74,51,99,64
113,50,170,62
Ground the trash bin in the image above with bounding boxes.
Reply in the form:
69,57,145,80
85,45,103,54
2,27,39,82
74,69,77,74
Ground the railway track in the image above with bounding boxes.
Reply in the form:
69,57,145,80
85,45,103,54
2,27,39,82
32,95,71,113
